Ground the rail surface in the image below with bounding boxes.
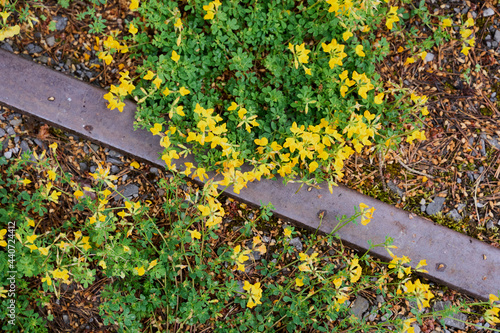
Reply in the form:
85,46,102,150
0,49,498,301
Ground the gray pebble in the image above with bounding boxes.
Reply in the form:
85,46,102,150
4,150,12,159
79,162,88,172
0,42,14,53
26,43,43,54
486,220,496,230
20,141,30,154
495,30,500,43
426,196,446,215
368,312,377,322
108,149,123,158
456,177,461,184
412,324,421,333
387,180,404,197
0,128,5,137
111,165,120,174
107,156,123,166
447,209,462,222
6,126,15,135
419,199,426,205
478,166,484,173
483,8,495,17
350,296,370,319
420,205,426,213
46,36,55,47
433,301,467,330
89,165,97,173
376,295,385,304
63,314,69,324
53,16,68,31
424,52,434,62
14,136,19,144
121,184,139,199
90,143,100,152
37,56,49,64
122,174,128,182
289,237,303,252
34,138,46,150
9,119,22,127
150,167,159,175
457,203,466,211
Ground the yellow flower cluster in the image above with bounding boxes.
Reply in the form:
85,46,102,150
203,0,221,20
485,294,500,326
103,71,135,112
298,252,319,272
231,245,252,272
459,18,475,56
0,12,20,42
321,38,347,69
385,6,400,30
197,182,225,228
288,43,312,75
243,281,263,308
326,0,354,16
97,34,129,66
404,279,434,310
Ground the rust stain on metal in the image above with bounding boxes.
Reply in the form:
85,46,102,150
0,49,499,301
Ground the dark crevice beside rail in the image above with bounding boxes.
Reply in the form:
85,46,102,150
0,49,498,301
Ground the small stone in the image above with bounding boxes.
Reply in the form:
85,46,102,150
426,197,446,215
53,16,68,31
46,36,56,47
447,209,462,222
289,237,303,252
420,205,426,213
478,166,484,173
6,126,15,135
26,43,43,54
79,162,88,172
111,165,120,174
108,149,123,158
150,167,159,175
376,295,385,304
368,313,377,322
0,128,5,137
62,314,69,324
387,180,404,197
483,8,495,17
495,30,500,43
89,165,97,173
433,301,467,330
121,184,139,199
456,177,462,184
37,56,48,64
20,141,30,154
480,134,500,150
90,143,100,152
0,42,14,52
262,235,270,243
412,323,422,333
14,136,19,144
424,52,434,62
122,174,128,182
457,203,466,211
486,220,496,230
350,296,370,319
9,119,22,127
419,199,426,205
4,150,12,159
34,138,46,150
107,156,123,166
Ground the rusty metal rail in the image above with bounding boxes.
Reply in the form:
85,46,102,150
0,49,498,301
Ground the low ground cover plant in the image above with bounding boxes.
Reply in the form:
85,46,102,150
0,146,499,331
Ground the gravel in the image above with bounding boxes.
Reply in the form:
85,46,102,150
46,36,55,47
289,237,303,252
0,128,5,137
53,16,68,31
482,8,495,17
350,296,370,319
447,209,462,222
426,196,446,215
26,43,43,54
433,301,467,330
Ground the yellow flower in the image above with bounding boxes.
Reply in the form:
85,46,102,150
135,266,146,276
130,161,140,169
47,169,57,181
171,50,180,62
26,244,38,252
179,86,190,96
129,0,139,10
152,77,162,89
405,57,415,65
489,293,499,305
162,87,171,96
404,279,434,310
254,137,268,146
386,6,400,30
26,234,37,243
309,161,319,173
243,281,263,308
421,106,429,116
359,202,375,225
26,218,35,227
298,252,318,272
343,31,353,41
350,258,362,283
232,245,251,272
49,142,58,152
123,245,131,253
143,70,155,80
99,260,107,269
374,93,384,104
129,23,138,35
188,229,201,240
52,268,70,280
442,18,452,27
150,123,162,136
21,178,31,186
38,247,49,256
355,45,365,57
174,18,183,28
461,45,470,56
148,260,158,270
420,51,427,61
74,190,84,198
284,227,292,238
295,278,304,287
74,230,82,241
98,52,113,65
41,274,52,286
484,307,500,326
0,229,7,247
